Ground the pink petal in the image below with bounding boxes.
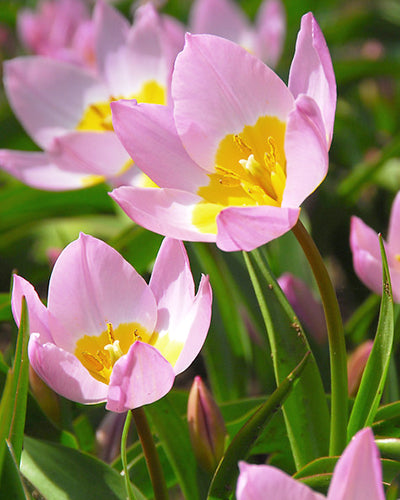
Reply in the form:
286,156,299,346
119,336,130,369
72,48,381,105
282,94,328,207
327,428,384,500
388,191,400,251
110,186,217,243
4,57,108,148
216,205,300,251
173,275,212,374
189,0,249,42
47,233,157,352
172,33,294,170
106,341,175,412
28,333,108,404
288,12,336,146
254,0,286,67
111,100,209,190
236,462,324,500
11,275,53,343
0,149,87,190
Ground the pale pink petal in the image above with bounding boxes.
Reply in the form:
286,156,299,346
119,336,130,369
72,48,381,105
28,333,108,404
173,275,212,374
111,100,209,190
236,462,324,500
327,428,384,500
106,341,175,412
387,192,400,251
216,205,300,251
172,34,294,170
282,94,328,207
0,149,87,190
288,12,336,145
254,0,286,67
11,275,52,343
52,131,131,179
110,186,217,243
4,57,108,148
47,233,157,352
190,0,249,42
350,216,381,262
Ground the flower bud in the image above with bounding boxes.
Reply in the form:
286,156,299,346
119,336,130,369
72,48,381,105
347,340,373,396
187,376,227,474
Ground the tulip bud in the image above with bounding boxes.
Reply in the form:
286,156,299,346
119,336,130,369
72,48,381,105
347,340,373,396
187,376,227,474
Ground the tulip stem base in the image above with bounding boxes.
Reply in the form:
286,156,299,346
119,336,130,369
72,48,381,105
291,218,348,456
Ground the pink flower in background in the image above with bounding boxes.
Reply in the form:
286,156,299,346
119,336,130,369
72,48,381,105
237,427,384,499
0,1,184,191
277,273,326,344
111,12,336,251
12,234,212,413
347,340,373,396
189,0,285,67
17,0,95,70
350,191,400,302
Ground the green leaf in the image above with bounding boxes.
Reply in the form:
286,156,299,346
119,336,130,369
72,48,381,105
208,353,310,499
376,438,400,461
243,249,330,468
347,236,394,439
0,441,31,500
145,395,200,500
0,297,30,473
0,293,11,322
21,436,133,500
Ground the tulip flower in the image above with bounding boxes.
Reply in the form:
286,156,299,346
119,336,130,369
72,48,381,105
189,0,285,67
0,1,184,191
11,234,212,413
111,12,336,251
350,191,400,302
17,0,95,69
236,427,384,499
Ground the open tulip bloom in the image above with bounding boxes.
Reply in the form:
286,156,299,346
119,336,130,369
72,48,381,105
110,12,336,252
350,191,400,303
11,234,212,412
0,1,184,191
236,427,385,500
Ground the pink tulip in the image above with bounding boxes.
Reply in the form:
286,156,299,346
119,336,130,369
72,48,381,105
189,0,285,67
350,191,400,302
111,12,336,251
237,427,384,499
11,234,212,413
0,2,184,191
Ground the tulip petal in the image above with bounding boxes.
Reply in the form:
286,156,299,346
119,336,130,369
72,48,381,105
288,12,336,145
12,275,53,343
236,462,324,500
106,341,175,412
172,33,293,170
110,186,217,243
387,191,400,250
283,94,328,207
327,428,384,500
4,57,108,148
48,233,157,352
0,149,88,190
216,205,300,251
255,0,286,67
111,100,209,190
28,333,108,404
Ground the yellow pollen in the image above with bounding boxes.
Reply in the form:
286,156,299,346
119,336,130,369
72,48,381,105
107,322,115,344
396,254,400,262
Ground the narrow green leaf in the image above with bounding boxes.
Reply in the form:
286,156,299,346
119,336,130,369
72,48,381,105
21,436,131,500
347,236,394,439
244,250,330,468
376,438,400,461
0,293,11,322
0,297,30,472
207,353,310,499
145,395,200,500
0,441,31,500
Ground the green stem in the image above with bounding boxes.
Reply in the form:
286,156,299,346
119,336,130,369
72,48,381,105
132,407,169,500
291,219,347,456
121,410,135,500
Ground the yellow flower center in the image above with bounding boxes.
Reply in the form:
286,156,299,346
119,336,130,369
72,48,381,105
75,80,166,187
192,115,286,234
75,321,183,385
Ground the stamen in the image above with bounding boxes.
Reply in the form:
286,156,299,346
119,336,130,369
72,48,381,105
133,329,142,342
104,340,124,366
107,323,115,344
234,135,252,155
81,351,104,372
